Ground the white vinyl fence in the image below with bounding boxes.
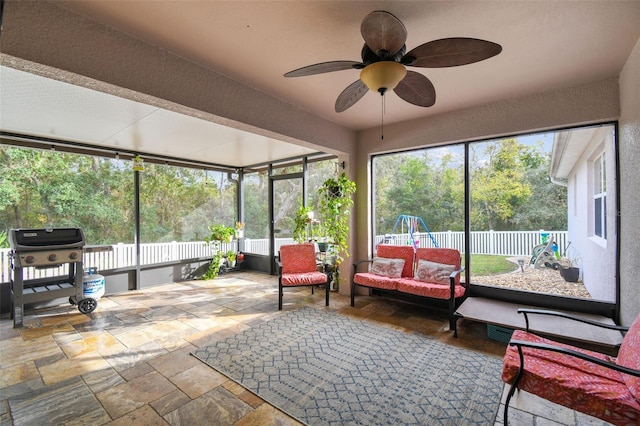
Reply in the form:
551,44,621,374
1,240,237,283
1,230,566,283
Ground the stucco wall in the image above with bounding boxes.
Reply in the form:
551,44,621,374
619,38,640,325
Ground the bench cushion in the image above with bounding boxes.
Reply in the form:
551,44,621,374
376,244,415,278
502,330,640,424
415,248,461,285
396,280,465,299
353,272,400,291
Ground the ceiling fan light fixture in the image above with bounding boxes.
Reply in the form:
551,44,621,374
360,61,407,94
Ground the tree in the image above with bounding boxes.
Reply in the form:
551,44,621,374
470,139,532,230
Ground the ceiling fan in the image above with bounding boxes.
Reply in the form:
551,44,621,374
284,10,502,113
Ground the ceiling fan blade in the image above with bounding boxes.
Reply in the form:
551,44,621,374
284,61,363,77
335,80,368,112
361,10,407,59
393,71,436,107
402,37,502,68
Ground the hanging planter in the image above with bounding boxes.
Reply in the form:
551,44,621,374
318,172,356,289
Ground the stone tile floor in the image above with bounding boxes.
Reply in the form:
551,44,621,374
0,271,612,425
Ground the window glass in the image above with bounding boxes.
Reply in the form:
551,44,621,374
243,170,269,254
0,145,133,245
373,146,465,249
371,125,617,303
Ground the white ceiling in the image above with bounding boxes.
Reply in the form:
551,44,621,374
2,1,640,167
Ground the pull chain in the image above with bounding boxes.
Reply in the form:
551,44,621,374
381,93,385,140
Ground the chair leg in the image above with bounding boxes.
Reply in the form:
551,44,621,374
448,297,456,331
325,280,329,306
351,281,355,307
278,282,283,310
504,347,526,425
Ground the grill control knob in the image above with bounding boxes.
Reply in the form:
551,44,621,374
69,251,79,260
48,254,58,262
25,255,35,264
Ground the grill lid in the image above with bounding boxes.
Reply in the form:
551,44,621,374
9,228,85,250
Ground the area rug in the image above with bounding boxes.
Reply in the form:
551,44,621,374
192,307,503,425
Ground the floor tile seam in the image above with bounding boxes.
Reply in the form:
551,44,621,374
79,369,122,423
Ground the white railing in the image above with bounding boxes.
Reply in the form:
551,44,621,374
0,240,237,282
374,230,568,257
0,231,566,282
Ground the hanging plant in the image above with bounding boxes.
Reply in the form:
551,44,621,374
205,224,235,244
318,172,356,283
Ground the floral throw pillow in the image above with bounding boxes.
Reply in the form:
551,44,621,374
414,259,456,285
370,257,405,278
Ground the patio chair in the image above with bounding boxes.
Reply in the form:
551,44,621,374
277,243,329,310
502,309,640,425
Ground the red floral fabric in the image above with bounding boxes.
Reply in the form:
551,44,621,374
279,243,318,274
375,244,415,278
415,248,461,285
353,273,399,291
281,271,328,287
396,279,466,299
502,330,640,425
617,314,640,401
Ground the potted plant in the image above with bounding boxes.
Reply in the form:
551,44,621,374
235,222,245,239
206,224,235,243
293,205,314,243
318,172,356,289
201,224,235,280
226,251,237,268
557,247,581,282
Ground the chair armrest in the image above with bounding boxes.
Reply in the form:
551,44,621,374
509,339,640,378
352,259,373,274
517,308,628,333
448,267,465,279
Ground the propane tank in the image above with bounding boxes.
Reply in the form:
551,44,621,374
83,267,105,300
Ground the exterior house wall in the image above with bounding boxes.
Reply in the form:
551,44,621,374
566,127,617,302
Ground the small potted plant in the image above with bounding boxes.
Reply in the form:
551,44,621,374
557,246,581,282
226,251,237,268
293,206,314,243
235,222,245,239
206,224,235,243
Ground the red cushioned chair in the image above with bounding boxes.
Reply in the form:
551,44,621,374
277,243,329,310
502,309,640,425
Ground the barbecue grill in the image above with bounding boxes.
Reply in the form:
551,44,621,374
9,227,96,327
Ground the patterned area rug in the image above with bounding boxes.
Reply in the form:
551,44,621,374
192,307,503,425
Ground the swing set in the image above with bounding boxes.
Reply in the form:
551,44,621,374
384,215,439,248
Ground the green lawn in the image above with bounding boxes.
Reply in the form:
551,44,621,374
465,254,518,276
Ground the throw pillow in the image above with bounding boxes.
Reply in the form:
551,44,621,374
370,257,405,278
414,259,456,285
